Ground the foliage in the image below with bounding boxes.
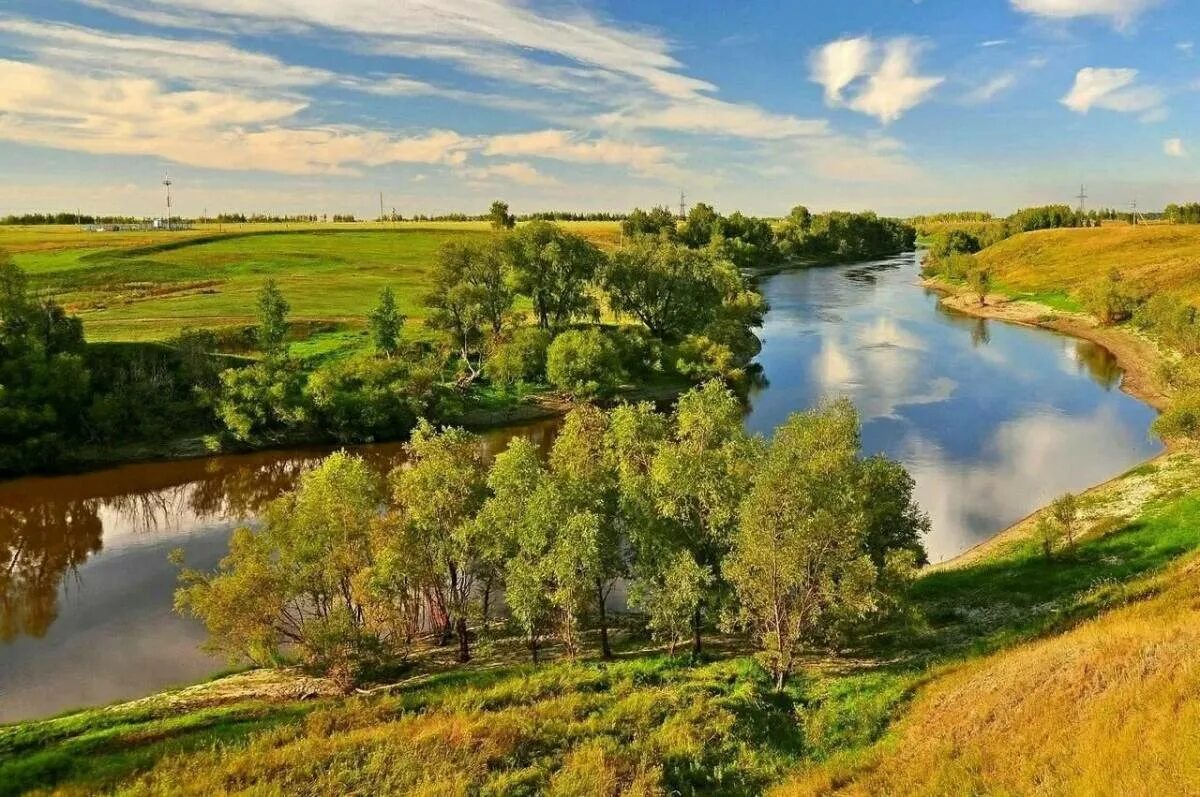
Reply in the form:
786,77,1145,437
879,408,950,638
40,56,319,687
424,239,514,377
367,286,405,357
725,400,922,687
967,266,992,305
1007,204,1079,233
777,208,915,261
506,220,604,330
927,229,981,261
1164,202,1200,224
1152,389,1200,441
628,551,712,655
173,452,396,688
1079,268,1145,325
255,278,290,357
487,199,516,230
483,326,552,386
621,206,678,240
212,358,310,443
546,328,625,398
305,353,440,443
602,237,740,339
385,420,488,662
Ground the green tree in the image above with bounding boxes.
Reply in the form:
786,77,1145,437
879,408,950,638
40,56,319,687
506,221,604,329
967,266,991,306
424,242,491,380
622,206,678,240
725,400,922,688
368,286,405,357
255,278,290,358
649,380,761,657
546,328,624,398
488,200,515,230
387,420,487,662
1049,492,1080,549
602,239,739,339
484,327,552,387
678,203,723,248
173,452,394,689
628,550,712,655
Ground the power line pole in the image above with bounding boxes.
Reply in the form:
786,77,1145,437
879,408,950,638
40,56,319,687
379,192,385,223
162,175,173,231
678,190,687,219
1075,184,1087,214
1130,199,1142,226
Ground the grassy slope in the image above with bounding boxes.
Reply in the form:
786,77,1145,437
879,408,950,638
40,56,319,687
5,453,1200,796
975,224,1200,305
4,222,621,349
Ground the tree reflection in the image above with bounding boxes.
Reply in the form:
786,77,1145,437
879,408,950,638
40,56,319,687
0,499,102,640
1070,341,1122,390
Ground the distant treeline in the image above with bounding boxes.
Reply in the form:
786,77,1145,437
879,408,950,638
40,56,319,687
1165,203,1200,224
1,212,142,225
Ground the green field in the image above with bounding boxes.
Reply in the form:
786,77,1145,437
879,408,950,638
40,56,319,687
3,222,623,355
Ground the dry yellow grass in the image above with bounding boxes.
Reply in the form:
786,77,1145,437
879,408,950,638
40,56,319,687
775,553,1200,797
975,225,1200,303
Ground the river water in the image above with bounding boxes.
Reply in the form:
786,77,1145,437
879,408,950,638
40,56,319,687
0,251,1161,721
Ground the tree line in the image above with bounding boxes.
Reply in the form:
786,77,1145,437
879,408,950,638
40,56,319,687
175,380,928,690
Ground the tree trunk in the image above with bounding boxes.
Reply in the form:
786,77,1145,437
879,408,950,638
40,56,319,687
481,576,493,627
691,605,703,661
596,580,613,659
774,668,787,691
438,619,453,647
530,630,539,664
456,616,471,663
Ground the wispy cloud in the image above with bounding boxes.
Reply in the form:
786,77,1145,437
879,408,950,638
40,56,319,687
809,36,943,123
1164,138,1187,158
963,73,1018,104
1060,67,1164,117
1010,0,1160,28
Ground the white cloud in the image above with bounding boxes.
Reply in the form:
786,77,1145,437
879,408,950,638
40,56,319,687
963,73,1017,104
0,60,474,175
1178,41,1195,56
1164,138,1187,157
979,39,1010,48
1010,0,1160,27
810,37,943,123
483,129,676,178
595,96,827,140
810,36,874,104
467,161,558,186
1061,67,1164,114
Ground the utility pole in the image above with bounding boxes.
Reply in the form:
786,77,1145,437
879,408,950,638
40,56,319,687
1130,199,1141,226
678,190,687,220
1075,184,1087,214
379,192,385,223
162,175,173,231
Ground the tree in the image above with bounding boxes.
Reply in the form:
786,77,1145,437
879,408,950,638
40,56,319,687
424,241,514,380
488,200,515,230
255,279,290,358
648,380,762,657
628,550,712,655
621,206,678,240
546,328,624,398
387,420,487,662
505,221,604,330
1049,492,1080,549
725,400,923,688
1080,269,1145,325
602,239,739,339
368,286,405,357
173,452,395,689
484,327,552,386
967,267,991,306
678,203,723,248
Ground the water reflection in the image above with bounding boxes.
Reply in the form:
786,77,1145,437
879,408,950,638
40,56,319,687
0,252,1162,721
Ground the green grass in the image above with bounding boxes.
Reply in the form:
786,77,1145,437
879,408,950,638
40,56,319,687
7,455,1200,795
4,223,621,349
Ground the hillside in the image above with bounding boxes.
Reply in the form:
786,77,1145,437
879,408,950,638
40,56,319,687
5,450,1199,796
975,225,1200,304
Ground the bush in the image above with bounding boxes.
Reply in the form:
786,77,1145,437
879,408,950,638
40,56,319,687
306,353,440,443
1079,269,1145,325
213,358,311,442
1152,389,1200,441
1134,295,1200,355
484,327,552,386
928,230,981,261
610,325,663,377
546,328,624,398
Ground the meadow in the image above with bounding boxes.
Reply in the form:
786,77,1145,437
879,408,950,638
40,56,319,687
4,451,1199,796
975,224,1200,305
4,222,623,356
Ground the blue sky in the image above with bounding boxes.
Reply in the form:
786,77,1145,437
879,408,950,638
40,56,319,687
0,0,1196,218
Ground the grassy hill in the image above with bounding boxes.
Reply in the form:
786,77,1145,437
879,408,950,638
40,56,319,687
975,225,1200,306
5,451,1199,796
3,222,621,355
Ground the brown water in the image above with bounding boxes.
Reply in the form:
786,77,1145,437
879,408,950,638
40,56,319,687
0,252,1161,722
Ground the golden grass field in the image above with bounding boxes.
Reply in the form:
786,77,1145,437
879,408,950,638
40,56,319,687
976,224,1200,304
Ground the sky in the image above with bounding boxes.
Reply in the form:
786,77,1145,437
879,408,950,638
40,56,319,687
0,0,1196,218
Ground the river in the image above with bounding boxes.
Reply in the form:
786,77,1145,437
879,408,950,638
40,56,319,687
0,251,1161,722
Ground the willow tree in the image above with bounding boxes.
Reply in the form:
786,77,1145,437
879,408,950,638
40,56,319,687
726,400,925,689
387,420,487,662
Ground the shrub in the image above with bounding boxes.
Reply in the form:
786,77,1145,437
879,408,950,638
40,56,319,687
1079,269,1145,325
1152,389,1200,442
546,328,624,398
610,325,662,377
484,327,552,386
306,353,439,443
